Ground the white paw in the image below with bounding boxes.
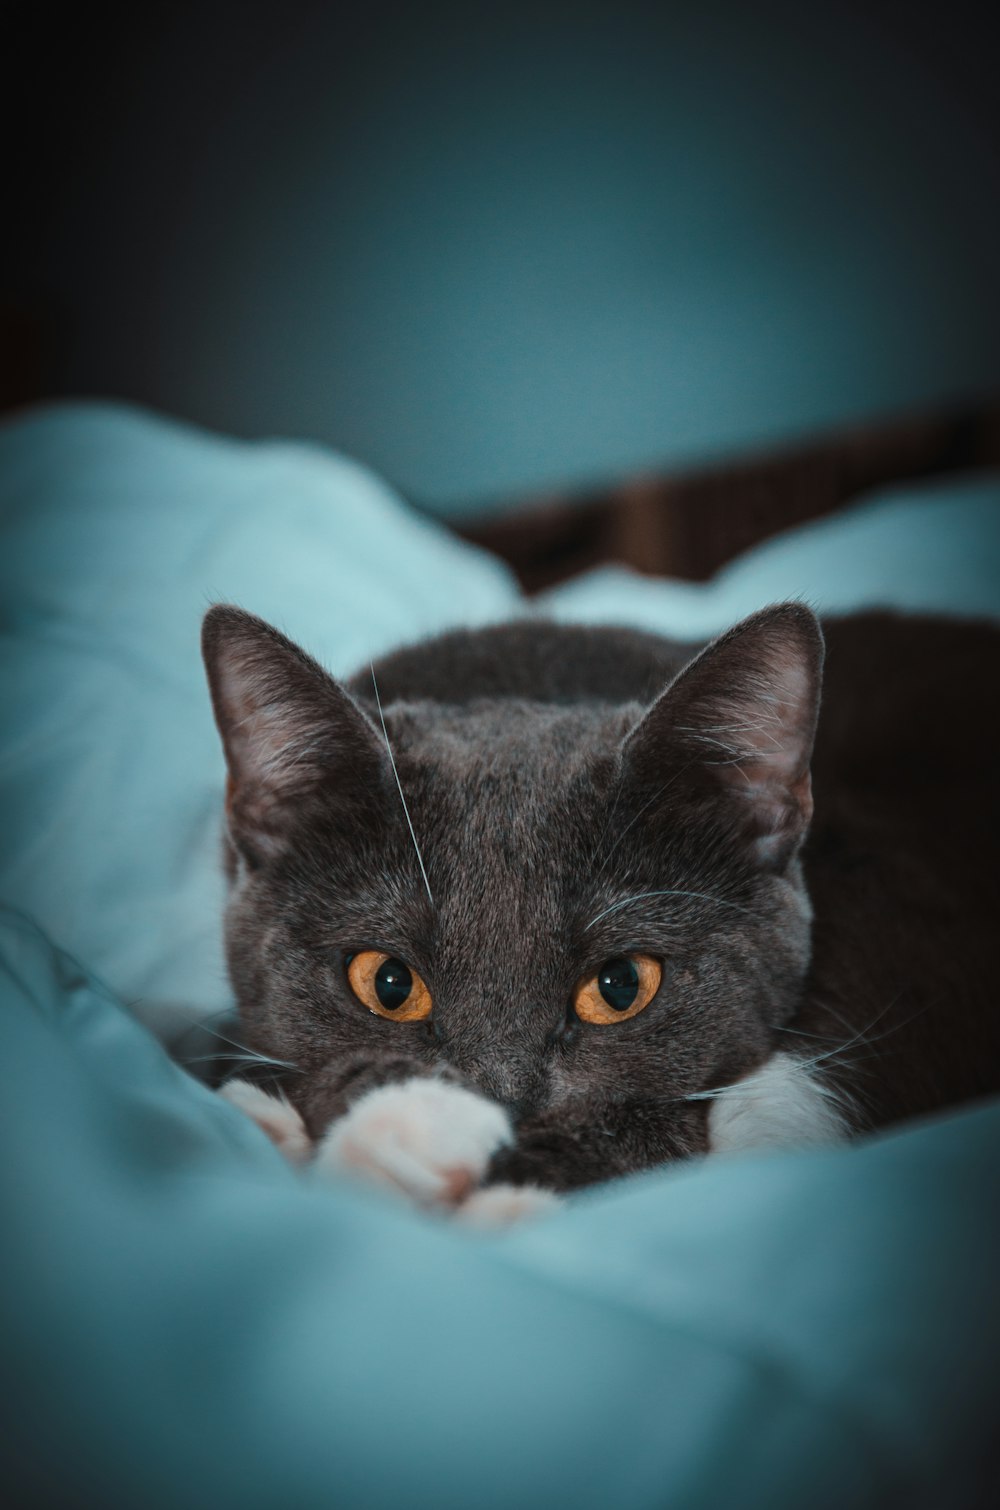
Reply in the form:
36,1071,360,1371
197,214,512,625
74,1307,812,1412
457,1183,562,1228
219,1078,312,1163
314,1077,513,1209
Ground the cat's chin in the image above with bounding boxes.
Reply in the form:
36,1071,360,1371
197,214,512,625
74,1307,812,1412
221,1075,561,1225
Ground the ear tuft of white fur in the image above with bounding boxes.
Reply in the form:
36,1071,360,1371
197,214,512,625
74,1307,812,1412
706,1051,849,1156
314,1077,514,1209
219,1078,312,1163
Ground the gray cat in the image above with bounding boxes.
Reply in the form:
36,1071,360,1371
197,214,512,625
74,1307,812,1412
202,603,999,1222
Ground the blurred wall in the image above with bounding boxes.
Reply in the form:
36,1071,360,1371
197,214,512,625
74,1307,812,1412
13,0,1000,512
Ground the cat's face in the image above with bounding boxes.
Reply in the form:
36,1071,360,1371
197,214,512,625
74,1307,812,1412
203,604,822,1189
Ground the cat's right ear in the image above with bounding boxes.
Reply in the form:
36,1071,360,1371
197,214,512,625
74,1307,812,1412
621,603,824,871
201,606,385,864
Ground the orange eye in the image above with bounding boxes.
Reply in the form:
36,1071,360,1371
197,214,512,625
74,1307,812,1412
346,951,433,1022
573,955,662,1025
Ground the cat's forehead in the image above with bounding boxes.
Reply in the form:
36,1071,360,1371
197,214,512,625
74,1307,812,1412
372,701,645,947
384,699,638,781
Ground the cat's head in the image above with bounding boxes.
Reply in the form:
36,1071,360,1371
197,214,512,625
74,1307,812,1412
202,603,823,1183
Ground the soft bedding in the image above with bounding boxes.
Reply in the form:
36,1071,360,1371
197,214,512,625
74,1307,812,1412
3,906,999,1509
2,403,999,1508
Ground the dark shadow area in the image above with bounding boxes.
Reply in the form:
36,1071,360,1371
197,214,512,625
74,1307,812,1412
5,0,1000,513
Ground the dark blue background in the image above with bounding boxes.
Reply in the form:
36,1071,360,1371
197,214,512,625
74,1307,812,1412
14,0,1000,510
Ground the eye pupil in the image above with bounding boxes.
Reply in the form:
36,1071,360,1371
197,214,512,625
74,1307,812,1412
597,956,640,1012
374,957,413,1011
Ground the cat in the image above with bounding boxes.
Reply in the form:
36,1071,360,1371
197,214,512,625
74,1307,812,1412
201,602,1000,1223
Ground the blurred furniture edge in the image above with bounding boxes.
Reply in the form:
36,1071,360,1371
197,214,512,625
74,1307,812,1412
3,300,996,592
454,399,1000,592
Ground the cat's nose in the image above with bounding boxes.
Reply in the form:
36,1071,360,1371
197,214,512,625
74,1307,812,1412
442,1042,547,1120
497,1081,551,1124
460,1072,540,1124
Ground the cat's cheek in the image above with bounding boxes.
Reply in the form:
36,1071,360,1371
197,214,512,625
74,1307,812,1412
311,1077,514,1210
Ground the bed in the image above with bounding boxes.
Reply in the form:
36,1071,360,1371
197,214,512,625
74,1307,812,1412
2,401,999,1508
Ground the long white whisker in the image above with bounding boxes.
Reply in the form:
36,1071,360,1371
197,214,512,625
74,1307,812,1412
177,1020,301,1072
775,1024,840,1043
787,994,907,1072
371,665,434,908
685,1068,856,1122
585,889,754,930
189,1019,298,1066
184,1052,303,1073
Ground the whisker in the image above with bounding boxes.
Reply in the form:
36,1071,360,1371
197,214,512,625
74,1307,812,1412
684,996,924,1114
684,1070,856,1122
371,664,434,908
698,995,925,1114
786,993,908,1073
799,998,862,1040
183,1052,303,1073
777,989,939,1077
775,1024,841,1043
585,889,755,931
177,1016,301,1074
189,1017,291,1060
817,996,940,1065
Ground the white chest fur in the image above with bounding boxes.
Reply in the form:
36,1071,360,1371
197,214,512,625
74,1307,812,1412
706,1050,850,1155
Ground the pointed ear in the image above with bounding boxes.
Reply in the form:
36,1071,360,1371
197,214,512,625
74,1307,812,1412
201,606,385,863
622,604,824,870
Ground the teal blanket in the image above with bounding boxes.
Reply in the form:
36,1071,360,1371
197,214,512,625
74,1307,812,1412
4,907,999,1508
2,404,999,1507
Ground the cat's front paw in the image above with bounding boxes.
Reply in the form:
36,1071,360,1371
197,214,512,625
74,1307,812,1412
313,1077,514,1210
219,1078,312,1163
457,1183,563,1228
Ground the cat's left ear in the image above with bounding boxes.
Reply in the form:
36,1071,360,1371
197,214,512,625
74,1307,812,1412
622,603,824,870
202,605,386,864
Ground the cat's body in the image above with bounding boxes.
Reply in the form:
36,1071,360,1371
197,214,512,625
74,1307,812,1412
202,606,1000,1213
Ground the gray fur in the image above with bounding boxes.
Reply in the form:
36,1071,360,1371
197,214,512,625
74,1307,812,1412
202,604,823,1191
